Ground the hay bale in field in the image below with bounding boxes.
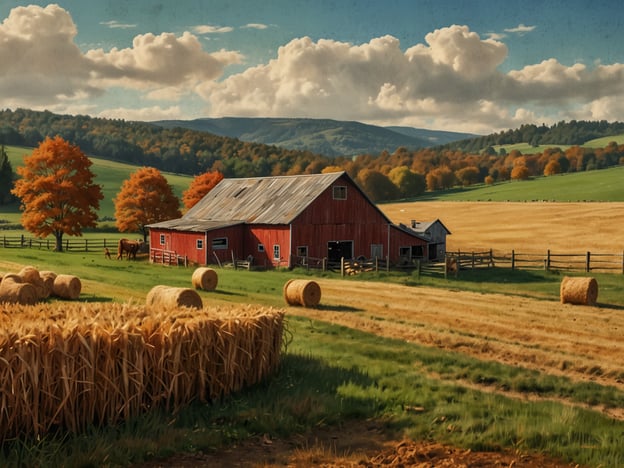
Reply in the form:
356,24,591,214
146,285,203,311
52,274,82,300
39,271,57,297
283,279,321,307
18,266,49,299
560,276,598,306
0,275,38,305
192,267,218,291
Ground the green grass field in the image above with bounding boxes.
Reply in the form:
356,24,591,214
0,248,623,467
492,132,624,154
420,164,624,202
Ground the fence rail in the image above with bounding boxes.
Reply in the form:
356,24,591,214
1,235,122,252
2,235,622,275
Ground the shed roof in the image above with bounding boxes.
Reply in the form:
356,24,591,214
178,171,351,225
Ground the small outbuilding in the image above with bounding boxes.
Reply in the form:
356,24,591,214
147,171,447,268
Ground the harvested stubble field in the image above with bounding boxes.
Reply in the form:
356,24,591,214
381,201,624,253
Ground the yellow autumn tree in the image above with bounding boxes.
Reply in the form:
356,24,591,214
182,170,224,210
114,167,181,242
11,136,103,251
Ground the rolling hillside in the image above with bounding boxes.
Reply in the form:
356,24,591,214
152,117,475,157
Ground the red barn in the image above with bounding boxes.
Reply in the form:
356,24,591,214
147,171,446,268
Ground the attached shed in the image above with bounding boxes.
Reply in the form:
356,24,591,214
409,219,452,261
147,172,445,268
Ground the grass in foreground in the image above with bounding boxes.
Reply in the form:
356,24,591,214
1,248,623,467
1,318,623,467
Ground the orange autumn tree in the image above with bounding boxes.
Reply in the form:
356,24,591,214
182,170,224,210
114,167,181,242
11,136,103,251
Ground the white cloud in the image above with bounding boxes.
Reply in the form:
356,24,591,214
100,20,137,29
0,4,242,111
193,25,234,34
86,31,243,89
0,4,99,105
200,25,624,133
243,23,269,30
504,23,536,34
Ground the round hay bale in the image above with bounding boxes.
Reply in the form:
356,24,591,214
560,276,598,306
283,279,321,307
0,280,38,305
146,285,203,311
191,267,218,291
52,274,82,300
39,271,57,297
18,266,40,284
18,266,48,299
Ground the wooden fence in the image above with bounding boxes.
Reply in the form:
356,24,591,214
445,249,624,274
1,235,121,252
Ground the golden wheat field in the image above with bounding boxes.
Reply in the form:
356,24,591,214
381,201,624,253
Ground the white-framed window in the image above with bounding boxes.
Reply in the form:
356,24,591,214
212,237,228,250
196,239,203,250
258,243,265,253
273,244,280,260
333,185,347,200
159,234,165,245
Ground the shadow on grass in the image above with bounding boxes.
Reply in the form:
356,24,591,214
314,304,363,313
453,268,560,285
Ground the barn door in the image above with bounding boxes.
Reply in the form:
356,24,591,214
327,240,353,262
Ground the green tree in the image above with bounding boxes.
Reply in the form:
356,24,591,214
356,169,400,202
388,166,426,198
0,145,14,205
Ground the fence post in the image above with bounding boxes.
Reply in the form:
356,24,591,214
471,252,475,269
416,259,421,279
586,251,591,272
375,257,379,272
85,239,88,252
489,248,494,267
341,257,345,277
511,250,515,270
545,249,550,271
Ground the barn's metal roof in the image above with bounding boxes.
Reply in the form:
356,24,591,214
146,218,244,232
180,171,347,225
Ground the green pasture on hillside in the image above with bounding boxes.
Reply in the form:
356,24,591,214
492,132,624,154
4,145,193,222
420,165,624,202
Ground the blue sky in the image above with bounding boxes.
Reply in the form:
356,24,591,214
1,1,623,133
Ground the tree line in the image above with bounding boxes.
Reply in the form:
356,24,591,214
2,109,624,204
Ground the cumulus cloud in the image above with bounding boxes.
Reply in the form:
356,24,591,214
200,25,624,132
0,4,100,106
1,4,241,111
86,31,242,89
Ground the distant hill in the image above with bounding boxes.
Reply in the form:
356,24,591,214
385,126,479,146
152,117,475,157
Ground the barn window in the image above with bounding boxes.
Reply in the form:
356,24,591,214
159,234,165,245
212,237,228,250
297,246,308,257
196,239,203,250
333,185,347,200
273,244,280,260
371,244,383,259
258,243,265,252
